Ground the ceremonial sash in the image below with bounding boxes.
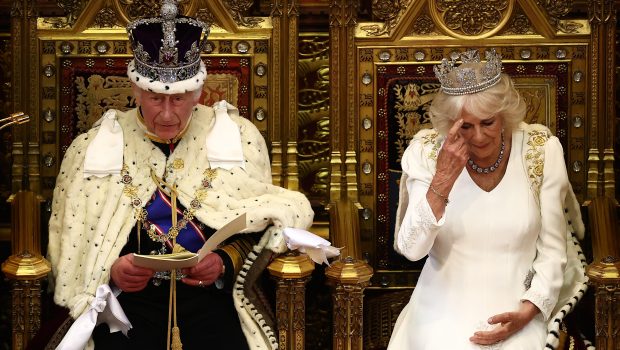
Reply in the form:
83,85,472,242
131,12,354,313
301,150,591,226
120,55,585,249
145,188,211,252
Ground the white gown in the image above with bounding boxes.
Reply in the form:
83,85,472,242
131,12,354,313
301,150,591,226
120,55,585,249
388,128,569,350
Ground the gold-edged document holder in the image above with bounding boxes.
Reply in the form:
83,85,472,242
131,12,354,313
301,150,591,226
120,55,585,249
133,213,247,271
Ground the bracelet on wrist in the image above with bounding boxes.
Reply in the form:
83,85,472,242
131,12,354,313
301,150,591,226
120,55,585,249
429,184,449,205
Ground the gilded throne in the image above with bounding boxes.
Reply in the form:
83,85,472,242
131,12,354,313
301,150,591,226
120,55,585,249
333,0,620,349
2,1,326,349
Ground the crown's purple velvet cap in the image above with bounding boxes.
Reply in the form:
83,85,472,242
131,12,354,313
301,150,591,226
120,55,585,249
127,12,209,94
129,16,202,66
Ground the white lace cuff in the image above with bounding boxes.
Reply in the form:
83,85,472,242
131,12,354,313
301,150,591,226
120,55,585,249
398,199,442,253
522,289,554,320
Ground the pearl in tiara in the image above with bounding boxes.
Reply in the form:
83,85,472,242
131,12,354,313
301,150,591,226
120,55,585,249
433,49,503,96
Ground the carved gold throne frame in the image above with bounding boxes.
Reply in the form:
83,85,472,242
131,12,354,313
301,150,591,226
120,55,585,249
327,0,620,349
3,1,318,349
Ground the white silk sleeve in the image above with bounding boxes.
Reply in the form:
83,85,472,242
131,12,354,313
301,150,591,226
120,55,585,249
394,138,445,262
521,136,568,320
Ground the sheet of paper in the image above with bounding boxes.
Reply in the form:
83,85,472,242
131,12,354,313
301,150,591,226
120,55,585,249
196,213,246,260
132,252,199,271
133,213,247,271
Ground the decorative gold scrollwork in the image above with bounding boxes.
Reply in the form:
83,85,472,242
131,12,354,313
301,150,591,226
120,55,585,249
195,8,217,27
538,0,571,18
504,12,534,35
409,13,435,35
223,0,264,28
360,0,407,36
537,0,583,33
119,0,177,20
94,6,119,28
42,0,88,28
430,0,511,38
114,0,194,23
298,35,330,199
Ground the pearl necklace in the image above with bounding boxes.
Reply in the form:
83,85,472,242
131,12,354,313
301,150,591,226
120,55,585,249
467,131,505,174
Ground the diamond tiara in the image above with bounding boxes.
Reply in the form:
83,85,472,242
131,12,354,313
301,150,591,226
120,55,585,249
433,49,503,96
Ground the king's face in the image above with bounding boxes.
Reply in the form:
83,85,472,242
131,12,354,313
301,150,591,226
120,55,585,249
137,89,199,140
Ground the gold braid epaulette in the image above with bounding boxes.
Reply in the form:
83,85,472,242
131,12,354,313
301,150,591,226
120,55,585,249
219,236,256,276
524,128,551,207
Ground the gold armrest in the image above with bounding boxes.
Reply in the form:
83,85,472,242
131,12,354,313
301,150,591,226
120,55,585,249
326,257,373,350
2,190,50,350
267,252,315,350
585,196,620,350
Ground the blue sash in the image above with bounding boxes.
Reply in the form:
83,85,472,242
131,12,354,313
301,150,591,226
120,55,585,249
144,188,206,252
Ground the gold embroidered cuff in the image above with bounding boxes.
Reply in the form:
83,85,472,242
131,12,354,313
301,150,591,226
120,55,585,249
219,244,244,275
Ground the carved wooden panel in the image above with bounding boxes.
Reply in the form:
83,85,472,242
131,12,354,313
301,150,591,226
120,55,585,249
0,36,12,228
298,34,330,207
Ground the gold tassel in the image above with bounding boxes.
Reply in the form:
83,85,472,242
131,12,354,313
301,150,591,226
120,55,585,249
171,326,183,350
166,271,174,350
171,183,182,349
150,171,183,350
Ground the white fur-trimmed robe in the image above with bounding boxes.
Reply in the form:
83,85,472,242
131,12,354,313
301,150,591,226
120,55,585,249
47,105,314,349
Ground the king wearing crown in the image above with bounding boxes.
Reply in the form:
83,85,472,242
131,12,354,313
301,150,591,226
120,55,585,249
47,1,314,349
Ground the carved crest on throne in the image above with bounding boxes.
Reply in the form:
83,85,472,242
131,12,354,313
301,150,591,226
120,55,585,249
75,74,134,133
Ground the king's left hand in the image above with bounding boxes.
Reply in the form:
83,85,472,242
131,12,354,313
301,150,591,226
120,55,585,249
180,252,224,287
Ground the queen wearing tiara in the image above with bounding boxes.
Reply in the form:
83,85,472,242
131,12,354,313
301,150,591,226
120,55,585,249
388,49,587,349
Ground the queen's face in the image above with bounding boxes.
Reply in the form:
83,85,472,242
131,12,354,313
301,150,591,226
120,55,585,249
458,110,504,163
136,88,199,140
